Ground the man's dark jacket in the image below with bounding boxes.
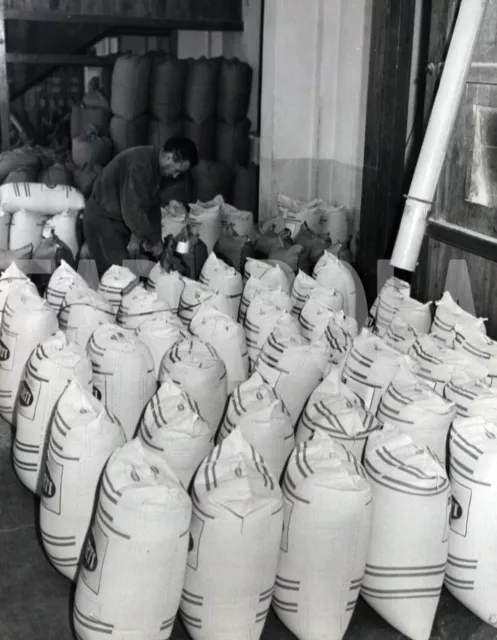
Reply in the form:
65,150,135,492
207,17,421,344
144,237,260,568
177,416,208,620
87,145,163,244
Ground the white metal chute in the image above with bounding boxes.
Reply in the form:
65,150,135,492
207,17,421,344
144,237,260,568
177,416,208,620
391,0,490,271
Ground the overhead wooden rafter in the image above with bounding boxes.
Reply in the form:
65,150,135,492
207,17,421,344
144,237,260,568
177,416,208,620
3,0,243,31
6,53,116,65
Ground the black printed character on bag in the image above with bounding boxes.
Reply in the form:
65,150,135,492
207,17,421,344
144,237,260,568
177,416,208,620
19,381,34,408
0,338,10,361
83,531,98,573
42,463,56,499
450,496,463,521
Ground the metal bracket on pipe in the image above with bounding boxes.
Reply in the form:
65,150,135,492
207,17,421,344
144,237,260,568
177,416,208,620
426,61,445,76
403,194,434,207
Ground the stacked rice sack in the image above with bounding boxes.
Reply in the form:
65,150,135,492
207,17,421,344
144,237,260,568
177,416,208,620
367,275,432,340
7,200,497,640
0,147,42,186
362,426,451,640
215,58,252,167
1,141,99,217
160,194,255,275
64,252,279,638
148,54,186,148
0,179,85,261
0,147,76,192
444,415,497,626
66,257,275,638
68,253,497,638
276,431,372,639
108,53,255,201
33,218,365,636
277,193,352,251
327,277,497,637
264,193,355,269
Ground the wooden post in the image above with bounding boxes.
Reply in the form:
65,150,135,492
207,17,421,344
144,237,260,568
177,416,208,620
356,0,416,306
0,0,10,151
412,0,460,301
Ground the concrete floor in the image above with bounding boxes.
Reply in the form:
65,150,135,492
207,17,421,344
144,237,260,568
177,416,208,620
1,431,497,640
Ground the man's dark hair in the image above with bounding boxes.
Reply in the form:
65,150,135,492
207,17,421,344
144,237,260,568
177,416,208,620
163,137,199,169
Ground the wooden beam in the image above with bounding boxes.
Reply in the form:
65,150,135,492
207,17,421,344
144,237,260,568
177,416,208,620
7,52,116,66
3,11,243,32
426,219,497,263
467,62,497,85
0,0,10,151
106,27,173,38
3,0,242,21
9,26,115,100
356,0,416,306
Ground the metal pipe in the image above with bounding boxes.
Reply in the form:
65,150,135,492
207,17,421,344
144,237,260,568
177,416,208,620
390,0,490,271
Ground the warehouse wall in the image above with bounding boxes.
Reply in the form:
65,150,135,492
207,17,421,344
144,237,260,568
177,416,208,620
258,0,372,230
174,31,223,59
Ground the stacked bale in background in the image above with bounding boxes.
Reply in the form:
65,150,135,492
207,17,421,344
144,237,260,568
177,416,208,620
181,57,255,207
183,57,219,162
39,163,73,187
0,147,42,185
149,55,191,206
3,164,39,183
70,81,112,194
148,54,187,147
110,54,151,154
2,53,259,218
0,148,78,194
159,174,193,207
232,163,259,221
72,129,113,171
72,165,102,198
70,93,111,139
216,58,252,168
191,161,233,202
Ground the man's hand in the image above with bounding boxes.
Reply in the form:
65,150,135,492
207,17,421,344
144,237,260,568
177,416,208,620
142,239,164,259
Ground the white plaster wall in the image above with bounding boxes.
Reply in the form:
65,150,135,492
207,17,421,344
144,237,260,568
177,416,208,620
259,0,320,212
259,0,373,223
